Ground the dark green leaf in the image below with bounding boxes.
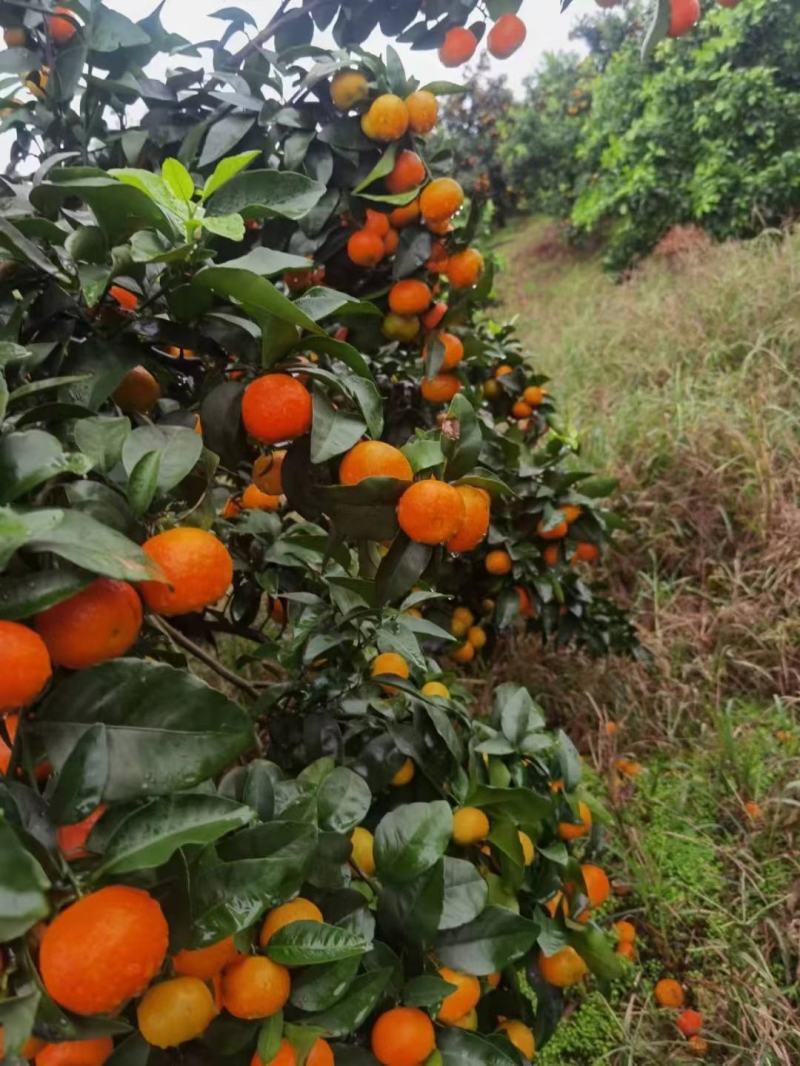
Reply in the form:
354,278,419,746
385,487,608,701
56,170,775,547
0,568,93,621
317,767,371,834
436,906,540,976
439,1028,521,1065
290,955,360,1012
206,171,326,221
122,424,203,492
375,535,432,606
73,416,130,473
439,857,488,931
47,723,109,825
266,921,370,966
403,974,456,1009
374,800,452,883
0,430,91,504
310,387,366,465
199,114,256,167
300,969,393,1037
0,814,50,941
126,450,160,516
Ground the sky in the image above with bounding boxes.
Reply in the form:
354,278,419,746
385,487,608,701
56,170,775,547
106,0,586,96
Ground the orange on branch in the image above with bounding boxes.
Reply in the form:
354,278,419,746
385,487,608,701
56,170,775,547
371,1006,435,1066
538,946,588,988
361,94,409,141
386,150,426,194
260,898,323,947
137,976,216,1048
447,249,484,289
35,1038,113,1066
241,484,282,511
397,479,465,545
220,956,290,1019
173,936,239,980
421,373,461,404
452,806,490,845
421,301,447,330
340,441,412,485
581,864,611,907
558,799,592,841
383,312,421,341
241,373,312,444
0,621,51,713
112,366,160,414
364,208,390,238
35,578,141,669
523,385,547,406
140,527,233,616
439,26,478,67
371,651,410,694
669,0,701,36
252,450,286,495
487,14,527,59
499,1020,535,1059
56,805,107,861
425,330,463,371
420,177,464,223
384,227,399,254
389,199,420,228
446,486,490,553
485,550,512,575
406,90,438,133
348,228,385,267
330,69,369,111
572,542,600,564
47,5,79,44
389,279,432,316
437,967,480,1025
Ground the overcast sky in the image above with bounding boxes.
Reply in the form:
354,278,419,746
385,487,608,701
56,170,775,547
109,0,586,96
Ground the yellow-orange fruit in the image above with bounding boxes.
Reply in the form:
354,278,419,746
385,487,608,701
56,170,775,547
397,480,465,545
447,249,484,289
446,486,490,553
340,441,412,485
420,178,464,224
406,90,438,134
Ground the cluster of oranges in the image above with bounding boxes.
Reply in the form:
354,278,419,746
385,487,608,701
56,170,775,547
654,978,709,1057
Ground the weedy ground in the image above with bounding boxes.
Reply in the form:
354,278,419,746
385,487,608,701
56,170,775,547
491,219,800,1064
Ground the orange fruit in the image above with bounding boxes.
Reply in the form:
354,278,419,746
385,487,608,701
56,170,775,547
654,977,685,1008
252,450,286,495
307,1040,334,1066
0,713,18,774
389,279,432,316
426,240,450,273
560,504,582,524
0,621,52,713
421,373,461,404
451,606,475,634
543,544,559,567
669,0,700,36
348,228,384,267
259,897,323,947
140,527,232,616
389,199,420,228
241,484,281,511
424,331,463,371
365,209,390,238
499,1020,535,1059
676,1009,703,1038
406,90,438,134
687,1036,710,1057
426,218,454,236
420,178,464,224
56,804,107,861
744,799,763,820
164,345,197,360
35,1038,113,1065
220,956,290,1019
538,946,588,988
516,586,534,617
391,757,415,786
495,365,513,378
221,497,242,520
39,886,168,1015
137,976,216,1048
350,826,376,875
384,227,399,255
616,940,636,961
330,69,369,111
397,480,465,545
47,5,78,44
446,486,490,553
557,800,592,841
581,864,610,907
487,14,527,58
386,150,426,195
437,967,480,1025
242,373,312,444
451,641,475,664
485,550,512,575
613,920,636,944
173,936,239,980
251,1038,294,1066
340,441,412,484
452,806,489,845
3,27,27,47
35,578,142,670
361,94,409,141
421,301,447,331
511,401,532,419
439,26,478,67
371,1006,435,1066
572,542,599,564
108,285,137,311
537,517,568,541
523,385,547,406
446,249,484,289
112,365,160,414
421,680,449,699
371,651,410,694
518,830,535,866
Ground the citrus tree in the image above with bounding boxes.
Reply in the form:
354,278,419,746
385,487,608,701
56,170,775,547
0,2,642,1063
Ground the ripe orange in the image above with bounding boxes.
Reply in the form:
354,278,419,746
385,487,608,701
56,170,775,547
451,606,475,634
348,228,385,267
391,757,415,786
242,373,312,444
386,150,426,195
447,249,484,289
371,651,410,694
676,1009,703,1038
616,940,636,961
421,372,461,404
581,864,610,907
451,641,475,664
487,14,527,58
350,826,376,875
35,1038,113,1065
56,804,107,861
397,480,465,545
241,484,281,511
511,401,532,419
452,806,490,845
365,209,390,238
424,330,463,371
669,0,700,36
518,830,535,866
0,621,52,713
654,977,685,1008
330,69,369,111
112,365,161,414
421,680,450,699
439,26,478,67
495,364,513,378
252,450,286,495
259,897,323,947
35,578,141,670
389,199,420,228
361,94,409,141
108,285,138,311
523,385,547,406
47,5,78,44
340,441,412,484
516,586,534,617
499,1020,535,1059
384,227,399,255
446,485,490,553
426,240,450,273
613,920,636,945
485,550,512,575
251,1039,294,1066
220,956,291,1019
137,976,216,1048
572,542,599,564
426,218,454,236
0,713,17,774
173,936,239,980
437,967,480,1025
140,527,233,616
557,800,592,841
560,503,582,524
389,279,432,316
420,178,464,223
538,946,588,988
537,517,568,541
406,90,438,133
40,886,168,1015
371,1006,435,1066
421,301,447,330
543,544,559,567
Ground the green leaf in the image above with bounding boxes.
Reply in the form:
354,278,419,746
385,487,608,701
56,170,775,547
443,393,482,480
199,114,256,168
403,974,457,1009
202,150,261,202
317,767,371,834
31,172,175,243
0,430,92,504
419,81,472,95
375,535,432,606
465,785,551,832
0,813,50,941
206,170,326,221
47,722,109,825
375,800,453,883
567,924,626,981
439,1028,521,1065
439,857,489,931
402,438,445,473
300,969,393,1037
0,568,93,621
257,1013,284,1064
126,450,160,516
378,862,444,947
266,921,370,967
162,158,195,202
0,992,40,1059
497,684,546,752
435,906,540,976
310,388,366,465
90,6,150,50
317,478,405,542
108,167,187,219
32,659,254,803
122,424,203,493
222,247,312,276
0,218,66,280
578,476,619,498
290,955,361,1012
95,794,253,877
353,143,398,194
203,213,246,241
194,267,323,336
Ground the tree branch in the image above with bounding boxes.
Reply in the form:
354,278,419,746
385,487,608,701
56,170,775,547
150,615,261,700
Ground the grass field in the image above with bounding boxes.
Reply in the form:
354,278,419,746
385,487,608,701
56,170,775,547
491,219,800,1063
